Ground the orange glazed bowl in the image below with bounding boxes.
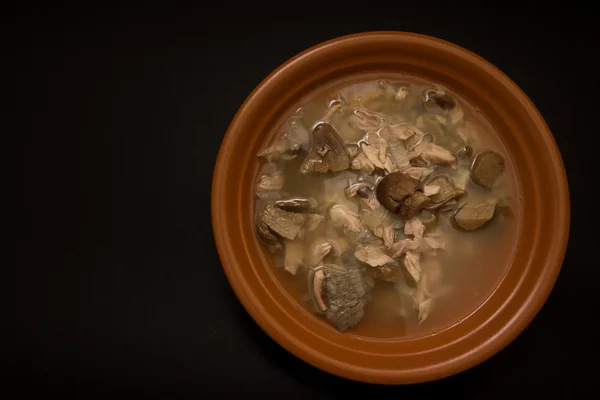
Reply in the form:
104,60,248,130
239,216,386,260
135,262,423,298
211,32,569,384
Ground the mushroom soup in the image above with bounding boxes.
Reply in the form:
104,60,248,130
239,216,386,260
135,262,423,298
253,77,521,339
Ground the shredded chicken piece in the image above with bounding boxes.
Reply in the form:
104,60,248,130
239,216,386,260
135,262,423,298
329,205,363,233
408,142,456,165
452,168,471,191
308,242,333,267
399,166,433,181
389,238,420,258
420,234,446,252
255,171,284,199
351,153,376,174
404,251,422,283
354,244,395,267
386,123,420,141
305,214,324,232
284,241,305,275
423,184,440,196
404,218,425,238
413,291,433,324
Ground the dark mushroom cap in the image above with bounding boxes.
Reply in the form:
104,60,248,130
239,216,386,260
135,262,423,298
375,172,420,214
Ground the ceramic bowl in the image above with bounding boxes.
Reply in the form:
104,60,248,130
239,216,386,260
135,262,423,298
211,32,569,384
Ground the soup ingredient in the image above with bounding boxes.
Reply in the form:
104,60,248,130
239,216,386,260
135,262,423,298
253,77,517,334
424,175,465,210
354,244,395,267
403,251,422,284
451,200,497,231
308,263,370,332
399,191,431,219
408,142,456,165
255,217,282,253
376,172,420,213
284,241,305,275
422,88,456,112
259,203,308,240
456,145,473,159
329,204,363,233
301,122,350,173
371,263,403,283
257,133,301,162
255,171,284,199
470,150,505,190
274,196,317,212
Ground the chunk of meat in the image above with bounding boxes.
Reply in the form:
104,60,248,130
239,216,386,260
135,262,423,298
403,251,422,284
351,153,376,174
422,234,446,251
389,238,420,258
404,217,425,238
422,184,440,196
408,142,456,165
359,134,397,173
424,175,465,210
354,244,395,267
399,166,433,181
413,291,433,324
388,142,410,170
386,123,421,141
305,213,324,232
329,205,363,233
257,134,301,162
255,171,284,199
350,108,384,133
284,241,305,275
308,242,333,267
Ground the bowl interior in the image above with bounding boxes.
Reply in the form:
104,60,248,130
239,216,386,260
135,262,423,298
212,32,569,384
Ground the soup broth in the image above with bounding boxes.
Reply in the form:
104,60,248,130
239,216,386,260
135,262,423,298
253,76,521,339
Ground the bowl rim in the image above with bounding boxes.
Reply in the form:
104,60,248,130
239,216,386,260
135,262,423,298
212,31,570,384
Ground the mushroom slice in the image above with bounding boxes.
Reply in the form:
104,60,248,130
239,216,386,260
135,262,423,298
399,191,431,220
470,150,505,190
308,268,328,312
260,203,307,240
274,196,317,212
308,264,370,332
451,200,497,231
300,122,350,174
422,88,456,113
255,215,282,253
375,172,420,214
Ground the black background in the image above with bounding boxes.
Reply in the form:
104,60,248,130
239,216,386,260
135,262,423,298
11,2,598,398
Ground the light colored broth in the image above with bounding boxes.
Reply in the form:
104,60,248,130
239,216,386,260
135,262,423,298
254,76,521,339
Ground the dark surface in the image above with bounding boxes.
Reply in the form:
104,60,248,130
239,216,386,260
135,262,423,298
11,3,598,398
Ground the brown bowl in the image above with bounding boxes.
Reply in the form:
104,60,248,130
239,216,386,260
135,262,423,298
211,32,569,384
